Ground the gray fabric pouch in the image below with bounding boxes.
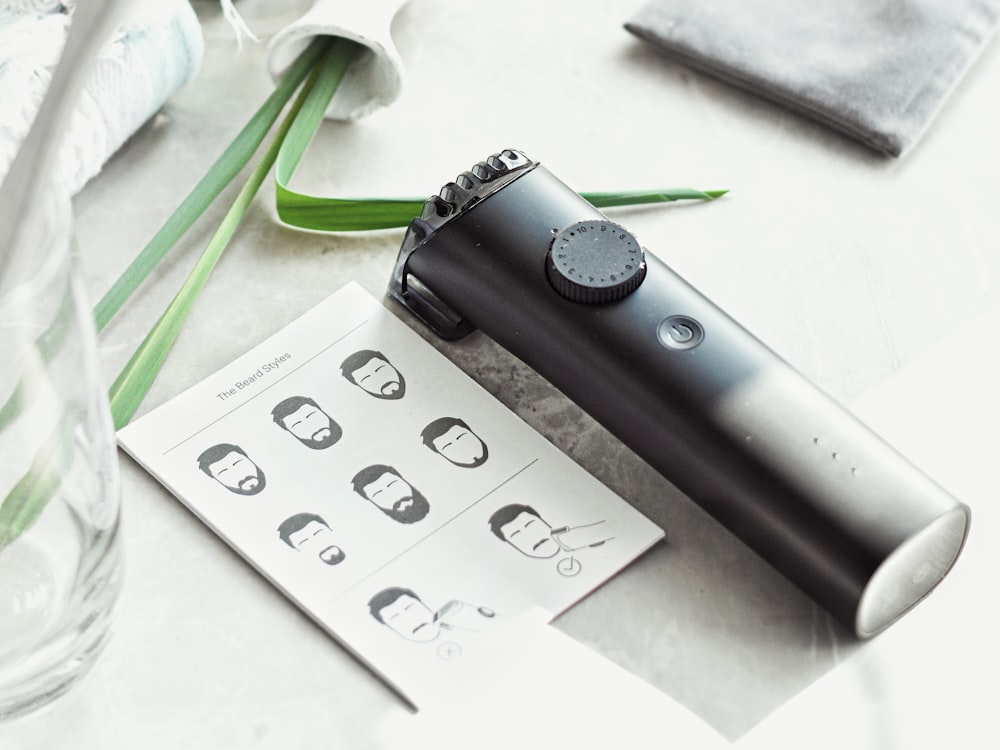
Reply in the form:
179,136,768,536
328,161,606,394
625,0,1000,156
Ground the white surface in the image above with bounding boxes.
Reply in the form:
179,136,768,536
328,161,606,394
410,608,728,750
3,0,1000,746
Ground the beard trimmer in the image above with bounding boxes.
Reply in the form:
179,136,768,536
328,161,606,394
388,149,970,638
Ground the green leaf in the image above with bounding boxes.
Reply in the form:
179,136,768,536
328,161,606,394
274,99,728,231
274,191,729,232
0,279,75,433
0,407,79,550
272,42,424,231
107,39,359,429
91,36,332,333
584,188,729,207
277,194,426,232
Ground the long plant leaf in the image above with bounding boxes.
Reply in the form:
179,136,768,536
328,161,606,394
584,188,729,206
275,188,729,232
274,190,728,233
107,39,358,429
0,277,75,433
91,36,331,333
274,100,726,232
0,407,79,550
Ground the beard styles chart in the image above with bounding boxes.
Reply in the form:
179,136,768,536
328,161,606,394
118,282,664,706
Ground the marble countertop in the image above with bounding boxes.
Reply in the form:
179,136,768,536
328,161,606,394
6,0,1000,747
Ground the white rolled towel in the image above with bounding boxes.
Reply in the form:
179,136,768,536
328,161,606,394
0,0,204,194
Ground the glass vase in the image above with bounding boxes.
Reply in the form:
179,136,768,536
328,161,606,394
0,183,122,720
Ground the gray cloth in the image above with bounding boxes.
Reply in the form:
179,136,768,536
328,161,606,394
625,0,1000,156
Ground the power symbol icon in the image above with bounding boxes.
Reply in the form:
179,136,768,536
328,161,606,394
657,315,704,350
671,323,694,342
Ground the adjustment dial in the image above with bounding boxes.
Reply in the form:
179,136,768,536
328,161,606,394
546,221,647,304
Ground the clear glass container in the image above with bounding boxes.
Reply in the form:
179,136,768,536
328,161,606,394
0,184,122,720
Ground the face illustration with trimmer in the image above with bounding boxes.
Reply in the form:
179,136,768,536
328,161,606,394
388,149,970,639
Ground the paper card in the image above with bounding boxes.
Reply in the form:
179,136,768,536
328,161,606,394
117,282,664,706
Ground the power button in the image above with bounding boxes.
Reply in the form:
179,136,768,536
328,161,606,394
657,315,704,350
